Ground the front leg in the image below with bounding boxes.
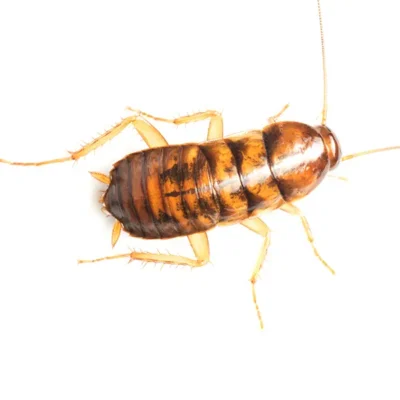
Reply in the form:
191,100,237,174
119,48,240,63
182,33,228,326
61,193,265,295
280,203,335,275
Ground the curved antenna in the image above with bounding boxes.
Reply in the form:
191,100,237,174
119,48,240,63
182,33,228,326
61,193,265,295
317,0,328,126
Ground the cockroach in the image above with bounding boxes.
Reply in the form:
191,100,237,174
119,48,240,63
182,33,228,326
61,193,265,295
1,0,399,329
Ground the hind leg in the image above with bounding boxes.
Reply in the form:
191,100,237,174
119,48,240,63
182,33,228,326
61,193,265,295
78,232,210,268
0,114,169,166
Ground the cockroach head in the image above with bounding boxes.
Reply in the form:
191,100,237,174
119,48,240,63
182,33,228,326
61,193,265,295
315,125,341,170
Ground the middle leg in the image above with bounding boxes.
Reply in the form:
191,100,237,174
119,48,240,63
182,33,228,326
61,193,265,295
126,107,224,141
241,217,271,330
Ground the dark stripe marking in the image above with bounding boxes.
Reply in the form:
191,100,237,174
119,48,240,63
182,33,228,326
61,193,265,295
262,125,286,201
126,157,144,237
141,151,161,239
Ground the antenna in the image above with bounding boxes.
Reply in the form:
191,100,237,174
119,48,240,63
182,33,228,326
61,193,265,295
342,146,400,162
317,0,328,126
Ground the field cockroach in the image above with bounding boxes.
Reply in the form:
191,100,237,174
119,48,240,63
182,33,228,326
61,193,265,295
1,0,399,330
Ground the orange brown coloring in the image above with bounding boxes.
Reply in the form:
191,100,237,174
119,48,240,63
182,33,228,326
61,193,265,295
104,122,341,239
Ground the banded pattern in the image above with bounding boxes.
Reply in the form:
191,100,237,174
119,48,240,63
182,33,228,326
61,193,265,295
104,122,331,240
223,131,283,216
104,144,220,239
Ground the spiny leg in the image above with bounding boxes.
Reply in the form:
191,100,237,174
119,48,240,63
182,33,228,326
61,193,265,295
280,203,335,275
268,103,290,124
78,232,210,268
0,114,168,166
241,217,271,330
126,107,224,141
87,118,169,248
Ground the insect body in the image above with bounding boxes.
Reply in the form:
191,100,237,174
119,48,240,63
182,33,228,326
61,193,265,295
1,0,399,329
105,123,340,240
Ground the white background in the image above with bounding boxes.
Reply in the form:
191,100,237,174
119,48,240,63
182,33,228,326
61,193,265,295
1,0,400,399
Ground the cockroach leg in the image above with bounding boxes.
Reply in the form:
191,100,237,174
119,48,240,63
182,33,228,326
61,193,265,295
89,171,111,185
206,113,224,141
328,174,348,182
111,221,122,248
268,103,290,124
126,108,224,141
0,115,168,166
241,217,271,330
187,232,210,265
131,118,168,147
280,203,335,275
70,116,169,157
78,232,210,268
